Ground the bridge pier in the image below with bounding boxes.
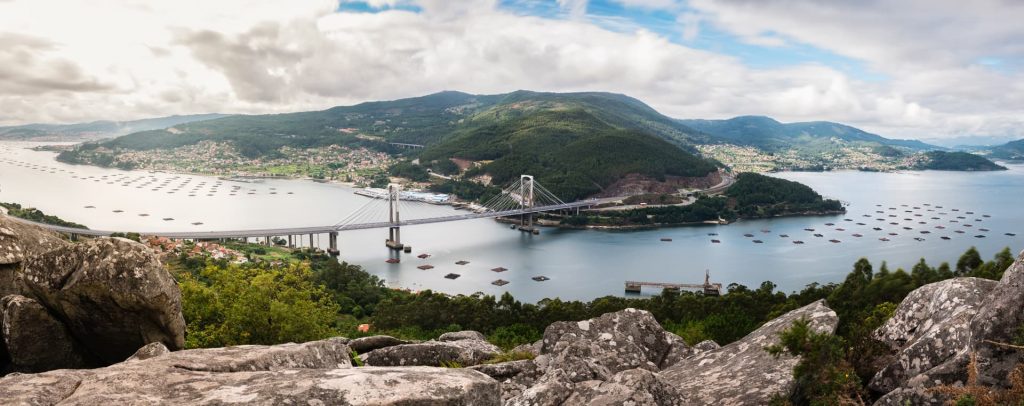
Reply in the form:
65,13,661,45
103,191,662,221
264,236,270,245
288,235,293,248
309,234,314,249
328,232,339,256
385,184,405,250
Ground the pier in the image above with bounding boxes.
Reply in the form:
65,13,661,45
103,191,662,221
625,270,722,296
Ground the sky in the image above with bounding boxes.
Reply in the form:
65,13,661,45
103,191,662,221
0,0,1022,140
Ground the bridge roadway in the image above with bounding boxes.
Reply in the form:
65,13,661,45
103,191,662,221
14,200,601,239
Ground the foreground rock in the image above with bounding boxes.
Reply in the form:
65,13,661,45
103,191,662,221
0,337,501,405
0,215,68,297
1,295,88,372
660,300,839,406
869,277,997,395
873,250,1024,405
18,237,186,365
362,330,500,367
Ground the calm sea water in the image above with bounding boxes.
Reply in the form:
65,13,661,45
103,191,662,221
2,141,1021,302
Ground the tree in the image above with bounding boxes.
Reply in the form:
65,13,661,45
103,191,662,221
957,247,983,275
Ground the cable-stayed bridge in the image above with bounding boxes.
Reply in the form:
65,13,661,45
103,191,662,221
16,175,602,255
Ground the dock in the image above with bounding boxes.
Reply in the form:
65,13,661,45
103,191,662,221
625,270,722,296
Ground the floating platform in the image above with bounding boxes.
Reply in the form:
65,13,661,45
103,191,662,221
417,265,434,270
385,258,400,264
492,279,509,286
455,260,470,265
532,276,550,282
444,273,460,280
417,253,431,259
660,238,672,242
491,267,508,273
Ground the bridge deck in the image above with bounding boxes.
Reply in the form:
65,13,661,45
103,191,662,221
13,200,598,239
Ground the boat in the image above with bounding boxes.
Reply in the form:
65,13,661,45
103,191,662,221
964,224,973,228
761,229,771,233
844,219,853,222
1006,233,1017,237
84,205,95,208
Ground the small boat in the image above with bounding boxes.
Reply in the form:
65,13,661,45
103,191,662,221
1006,233,1016,237
752,240,763,244
931,217,940,220
913,206,921,210
914,237,926,241
923,204,931,206
385,258,400,264
975,235,986,238
532,276,550,282
829,239,841,243
711,239,721,243
660,238,673,242
792,241,804,244
876,211,884,214
941,236,951,240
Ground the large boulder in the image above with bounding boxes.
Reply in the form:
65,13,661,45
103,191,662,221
1,294,89,372
0,337,501,405
968,249,1024,386
562,368,685,406
869,277,997,394
18,237,186,365
0,215,68,297
541,307,679,375
660,300,839,406
361,336,501,367
347,335,410,353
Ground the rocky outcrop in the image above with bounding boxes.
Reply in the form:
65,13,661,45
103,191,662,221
0,337,501,405
1,295,88,372
347,335,410,353
872,250,1024,405
0,216,68,297
869,277,997,395
16,237,186,366
660,300,839,406
0,215,186,374
361,332,501,367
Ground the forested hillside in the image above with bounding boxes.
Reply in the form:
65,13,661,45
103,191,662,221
679,115,936,152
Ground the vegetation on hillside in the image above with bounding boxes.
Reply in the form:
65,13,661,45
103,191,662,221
0,202,87,229
989,139,1024,161
916,151,1006,171
560,173,843,227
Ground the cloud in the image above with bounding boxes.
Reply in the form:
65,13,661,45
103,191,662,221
0,0,1019,140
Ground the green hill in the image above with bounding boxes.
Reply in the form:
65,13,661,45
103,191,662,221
916,151,1006,171
0,114,229,142
988,139,1024,161
419,107,716,200
678,115,937,153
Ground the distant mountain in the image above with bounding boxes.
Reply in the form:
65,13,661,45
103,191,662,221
678,115,939,152
59,91,718,200
988,139,1024,161
921,135,1021,149
0,114,230,142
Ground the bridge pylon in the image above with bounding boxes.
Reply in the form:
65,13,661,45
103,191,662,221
385,184,405,250
518,175,539,234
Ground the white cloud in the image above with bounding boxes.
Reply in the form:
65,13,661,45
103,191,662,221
0,0,1019,140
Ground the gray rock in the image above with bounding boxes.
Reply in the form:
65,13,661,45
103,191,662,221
869,277,997,394
508,369,576,406
1,295,88,372
470,359,542,402
18,237,186,365
658,331,691,369
0,215,68,297
362,338,501,367
692,339,720,353
563,368,685,406
661,299,839,406
347,335,409,353
541,308,672,375
969,249,1024,386
124,342,170,362
439,330,487,342
0,337,501,405
512,339,543,356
